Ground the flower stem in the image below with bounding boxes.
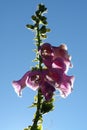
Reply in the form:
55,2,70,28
37,25,42,70
31,90,42,130
31,22,43,130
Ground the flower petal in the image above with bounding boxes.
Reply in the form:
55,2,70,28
52,57,66,71
40,43,72,70
41,81,55,101
12,71,30,96
58,75,75,98
26,70,44,90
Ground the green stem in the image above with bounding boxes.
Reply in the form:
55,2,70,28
37,26,42,70
31,90,42,130
31,24,43,130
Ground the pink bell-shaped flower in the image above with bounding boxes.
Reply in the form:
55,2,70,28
41,81,55,101
26,70,44,90
12,71,30,96
39,43,72,72
57,75,75,98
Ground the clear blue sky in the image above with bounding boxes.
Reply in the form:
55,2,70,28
0,0,87,130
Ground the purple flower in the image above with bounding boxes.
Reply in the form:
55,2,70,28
57,75,75,98
12,42,75,100
52,44,71,63
39,43,54,60
52,57,66,71
41,81,55,101
39,43,72,72
12,71,30,96
12,70,46,96
12,68,74,99
39,43,53,68
44,68,75,98
26,70,44,90
46,68,63,84
12,70,43,96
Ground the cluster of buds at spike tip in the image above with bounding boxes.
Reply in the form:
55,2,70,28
12,43,74,101
26,4,51,42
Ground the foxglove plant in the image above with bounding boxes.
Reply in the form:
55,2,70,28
12,4,75,130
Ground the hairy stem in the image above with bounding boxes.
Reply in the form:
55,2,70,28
31,23,43,130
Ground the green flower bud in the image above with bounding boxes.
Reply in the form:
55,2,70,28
26,24,35,30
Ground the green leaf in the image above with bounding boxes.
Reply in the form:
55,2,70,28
29,103,37,108
33,58,38,62
41,34,47,39
39,16,47,25
37,124,43,130
40,26,51,33
42,20,48,25
26,24,35,30
35,10,40,17
28,126,32,130
34,37,38,41
46,28,51,32
41,100,54,114
40,16,47,21
24,126,32,130
40,26,46,33
30,125,39,130
38,4,47,13
31,15,37,21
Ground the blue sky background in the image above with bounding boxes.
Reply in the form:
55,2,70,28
0,0,87,130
